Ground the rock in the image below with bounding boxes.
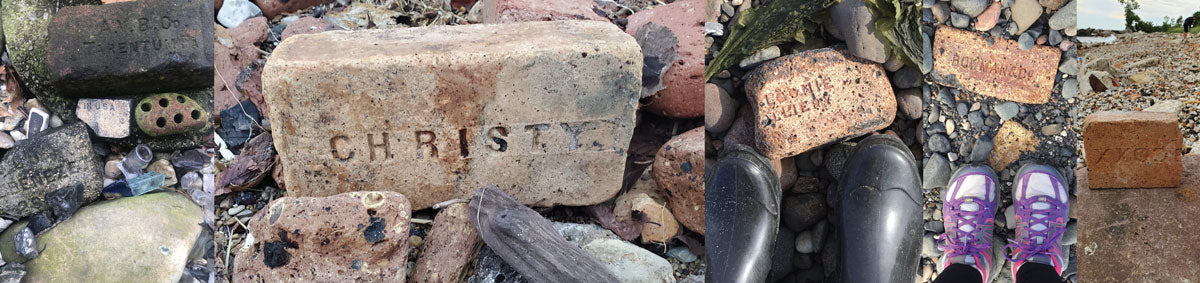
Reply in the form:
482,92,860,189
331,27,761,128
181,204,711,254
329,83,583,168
995,102,1019,121
263,21,640,210
704,22,723,36
411,203,482,283
654,127,705,234
969,135,994,162
829,0,888,63
892,66,922,89
921,233,938,258
76,99,132,139
1047,0,1075,30
739,46,781,68
925,221,946,234
0,263,24,281
705,83,739,133
768,227,796,281
252,0,333,19
931,2,951,23
14,227,38,260
782,193,826,232
792,176,821,194
475,0,605,23
0,123,101,219
146,159,177,188
1041,124,1063,136
1063,220,1077,245
1004,204,1016,228
216,0,262,28
928,134,952,153
931,27,1060,104
950,12,970,28
234,191,412,282
1010,0,1042,34
1049,29,1063,46
467,246,528,283
1128,71,1157,84
613,188,679,243
950,0,988,17
667,247,697,263
46,0,214,97
280,17,333,42
973,1,1002,30
1061,78,1078,99
988,121,1039,171
777,157,798,189
1059,58,1078,75
823,143,854,180
897,88,923,120
1082,111,1182,188
744,48,895,159
1126,56,1159,70
14,193,202,281
1143,100,1183,115
580,239,675,283
625,0,705,118
922,154,951,189
721,104,755,147
1087,71,1114,93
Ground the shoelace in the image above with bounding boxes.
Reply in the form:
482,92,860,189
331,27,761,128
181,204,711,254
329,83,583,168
1003,197,1066,263
938,197,993,257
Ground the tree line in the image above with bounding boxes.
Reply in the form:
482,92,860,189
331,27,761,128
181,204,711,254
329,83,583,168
1119,0,1199,32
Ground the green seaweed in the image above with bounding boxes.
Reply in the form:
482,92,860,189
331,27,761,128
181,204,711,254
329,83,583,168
864,0,926,73
704,0,839,81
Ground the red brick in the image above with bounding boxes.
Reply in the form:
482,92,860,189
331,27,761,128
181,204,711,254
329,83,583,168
1082,111,1183,188
930,27,1061,104
624,0,704,118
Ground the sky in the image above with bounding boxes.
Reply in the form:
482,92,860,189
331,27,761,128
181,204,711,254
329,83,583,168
1079,0,1200,30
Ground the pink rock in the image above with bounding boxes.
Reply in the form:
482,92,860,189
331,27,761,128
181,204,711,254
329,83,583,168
973,1,1001,31
253,0,335,19
281,17,334,42
625,0,705,118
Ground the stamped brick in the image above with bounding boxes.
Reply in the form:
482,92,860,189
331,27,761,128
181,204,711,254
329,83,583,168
1076,154,1200,282
46,0,213,97
1082,111,1183,188
475,0,605,23
263,21,641,210
930,27,1061,104
76,98,132,138
987,121,1038,171
744,47,896,159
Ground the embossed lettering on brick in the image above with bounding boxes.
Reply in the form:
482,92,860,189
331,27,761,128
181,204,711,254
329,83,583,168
930,27,1061,104
263,21,641,210
1082,111,1183,188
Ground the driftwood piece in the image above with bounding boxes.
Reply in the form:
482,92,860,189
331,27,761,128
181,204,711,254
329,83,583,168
468,186,619,283
411,202,483,283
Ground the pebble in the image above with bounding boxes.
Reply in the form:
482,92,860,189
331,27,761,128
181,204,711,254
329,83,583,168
931,2,951,23
921,233,939,258
227,205,245,216
1049,29,1063,46
1041,124,1063,136
704,22,724,36
950,12,970,28
829,0,888,63
950,0,989,17
0,132,12,149
892,66,922,88
969,135,994,162
782,193,827,232
924,220,946,234
995,102,1019,121
1059,58,1077,76
922,154,951,189
928,134,951,153
1018,31,1035,50
973,1,1002,30
1047,0,1075,30
968,111,984,128
216,0,263,28
1004,204,1016,228
957,103,969,116
705,83,739,133
1063,220,1077,245
667,247,697,263
897,88,923,120
738,46,781,68
1010,0,1041,34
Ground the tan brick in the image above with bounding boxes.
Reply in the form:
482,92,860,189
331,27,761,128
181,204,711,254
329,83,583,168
476,0,606,23
987,121,1038,171
930,27,1061,104
744,47,896,159
262,21,642,210
1082,111,1183,188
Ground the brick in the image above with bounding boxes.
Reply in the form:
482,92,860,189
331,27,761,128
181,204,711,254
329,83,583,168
624,0,705,118
76,98,132,138
1082,111,1183,188
46,0,213,97
987,121,1038,171
744,47,896,159
930,27,1061,104
475,0,605,23
263,21,641,210
1076,154,1200,282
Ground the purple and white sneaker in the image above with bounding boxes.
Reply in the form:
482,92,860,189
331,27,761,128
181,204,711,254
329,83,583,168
1005,164,1070,276
938,165,999,282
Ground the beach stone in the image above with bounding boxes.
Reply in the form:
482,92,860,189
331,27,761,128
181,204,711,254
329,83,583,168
1143,100,1183,115
46,0,214,97
653,127,705,234
930,27,1061,104
973,1,1001,30
995,102,1019,121
950,12,969,28
782,193,826,232
625,0,705,118
705,83,739,133
234,191,412,282
263,21,640,210
475,0,605,23
1010,0,1041,34
768,227,796,281
253,0,333,19
738,46,781,68
16,192,202,281
931,2,950,23
969,135,994,162
744,47,895,159
1086,71,1113,93
0,123,101,219
580,239,674,283
76,99,132,138
829,0,888,63
1082,111,1182,189
1076,155,1200,282
897,88,923,120
950,0,988,17
923,154,951,189
988,121,1038,171
1047,0,1074,30
892,66,922,88
1059,58,1077,75
1,0,103,118
411,203,481,283
217,0,261,28
1061,78,1078,99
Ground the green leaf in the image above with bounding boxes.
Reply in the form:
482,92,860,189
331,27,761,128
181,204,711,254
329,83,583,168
864,0,925,73
704,0,840,81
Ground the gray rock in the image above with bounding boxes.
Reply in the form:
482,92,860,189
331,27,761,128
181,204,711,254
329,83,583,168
468,246,528,283
217,0,263,28
897,88,924,120
769,227,797,281
968,111,984,128
580,239,674,283
995,102,1019,121
830,0,888,63
553,222,619,246
783,194,827,232
931,2,951,23
923,154,951,189
14,227,37,260
1059,58,1078,76
704,22,724,36
1143,99,1183,115
921,233,939,258
1018,31,1036,50
969,135,994,162
823,143,854,180
0,263,24,282
1048,29,1063,46
928,134,952,153
950,12,970,28
950,0,989,17
667,247,697,263
957,103,969,116
1010,0,1041,34
0,122,101,219
892,66,923,88
795,228,819,253
938,88,956,106
1062,220,1077,245
738,46,781,68
1004,204,1016,228
0,132,13,149
925,221,946,234
1047,0,1075,30
1041,124,1063,136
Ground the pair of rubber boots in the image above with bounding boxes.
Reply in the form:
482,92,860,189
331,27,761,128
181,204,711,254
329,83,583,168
705,134,921,283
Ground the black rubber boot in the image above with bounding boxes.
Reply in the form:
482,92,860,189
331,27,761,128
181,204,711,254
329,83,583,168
837,134,924,283
705,144,781,283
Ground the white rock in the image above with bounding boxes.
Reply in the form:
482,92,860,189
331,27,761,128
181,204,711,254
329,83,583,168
217,0,263,28
581,239,676,283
